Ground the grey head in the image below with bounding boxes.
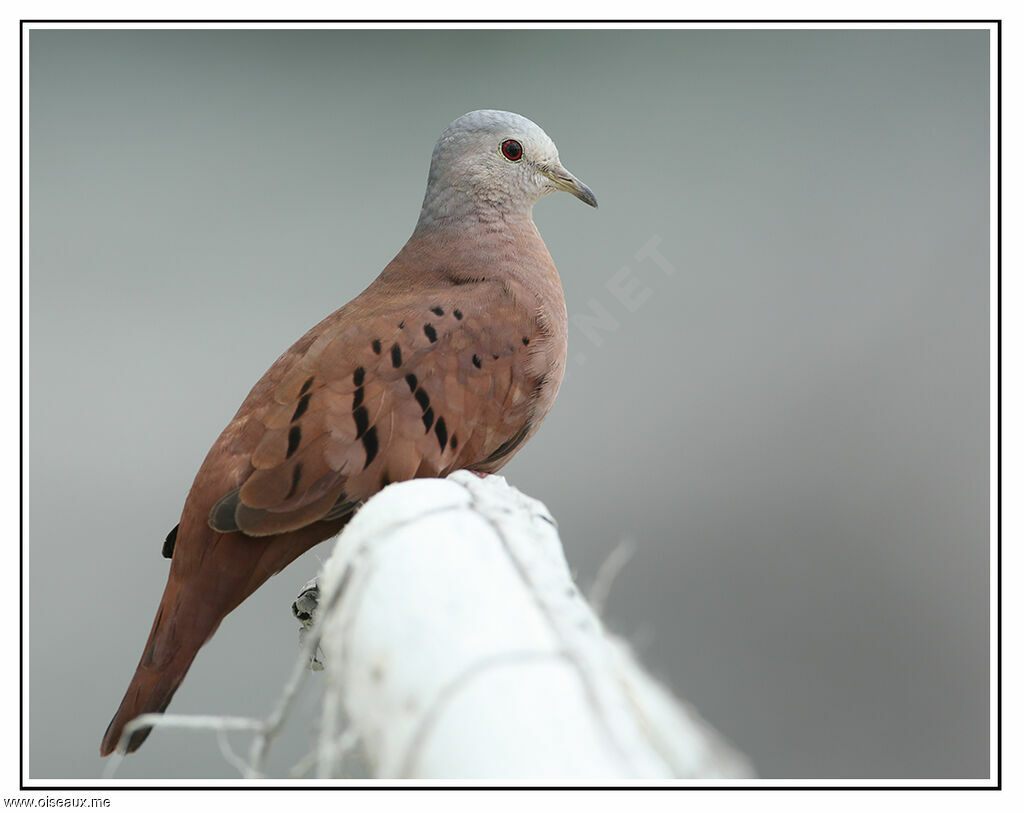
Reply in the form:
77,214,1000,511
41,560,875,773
415,109,597,234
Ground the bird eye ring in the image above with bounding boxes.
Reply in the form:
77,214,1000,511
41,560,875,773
500,139,524,162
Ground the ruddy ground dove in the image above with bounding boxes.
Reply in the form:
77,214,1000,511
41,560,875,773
100,109,597,756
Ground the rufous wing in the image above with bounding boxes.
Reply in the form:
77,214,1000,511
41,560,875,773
208,280,545,537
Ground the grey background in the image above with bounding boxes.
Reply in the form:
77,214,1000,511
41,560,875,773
29,28,991,780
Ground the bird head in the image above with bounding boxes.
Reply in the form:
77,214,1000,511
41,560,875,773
417,109,597,232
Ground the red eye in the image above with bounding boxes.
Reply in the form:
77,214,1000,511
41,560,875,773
501,139,524,161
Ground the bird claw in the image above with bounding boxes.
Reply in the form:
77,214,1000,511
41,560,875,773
292,578,320,623
292,579,325,671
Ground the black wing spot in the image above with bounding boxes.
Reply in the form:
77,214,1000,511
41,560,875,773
398,320,405,330
421,406,434,432
423,323,438,343
353,386,364,410
353,405,369,438
361,425,379,468
292,392,312,422
353,366,366,387
162,524,179,559
372,339,382,354
414,388,430,411
430,306,444,316
492,352,500,360
472,354,482,369
405,373,418,391
522,336,530,346
453,308,463,320
287,425,302,457
299,377,315,396
435,417,448,452
451,433,458,451
286,463,303,500
391,343,402,368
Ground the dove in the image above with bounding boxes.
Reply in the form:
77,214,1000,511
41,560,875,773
100,109,597,756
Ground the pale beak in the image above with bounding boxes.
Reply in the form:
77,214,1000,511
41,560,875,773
540,163,598,208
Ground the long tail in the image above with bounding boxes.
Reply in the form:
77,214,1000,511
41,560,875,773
100,518,345,757
99,573,221,756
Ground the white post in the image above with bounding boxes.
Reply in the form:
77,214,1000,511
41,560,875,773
302,471,753,781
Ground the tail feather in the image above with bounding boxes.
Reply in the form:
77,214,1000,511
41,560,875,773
99,653,193,755
99,578,217,756
101,518,347,756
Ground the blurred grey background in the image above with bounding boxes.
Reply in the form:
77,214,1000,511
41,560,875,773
28,28,991,780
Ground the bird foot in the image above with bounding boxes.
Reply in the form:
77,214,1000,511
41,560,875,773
292,578,324,671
